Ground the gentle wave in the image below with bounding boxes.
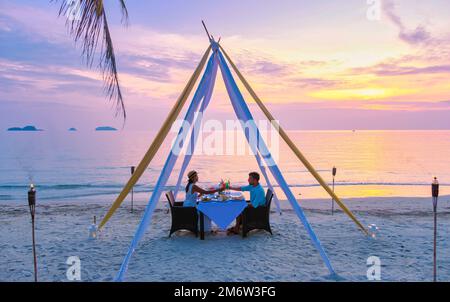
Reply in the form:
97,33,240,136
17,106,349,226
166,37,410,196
0,184,153,190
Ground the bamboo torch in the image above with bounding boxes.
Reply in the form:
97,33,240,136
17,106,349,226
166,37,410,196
28,184,37,282
130,166,135,213
331,167,337,215
432,177,439,282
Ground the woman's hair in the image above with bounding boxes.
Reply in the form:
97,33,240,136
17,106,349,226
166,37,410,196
185,178,194,193
185,171,197,193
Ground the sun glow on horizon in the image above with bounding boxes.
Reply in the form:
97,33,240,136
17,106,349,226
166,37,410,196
309,87,418,101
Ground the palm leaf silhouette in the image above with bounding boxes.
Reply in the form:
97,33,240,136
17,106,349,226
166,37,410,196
54,0,128,120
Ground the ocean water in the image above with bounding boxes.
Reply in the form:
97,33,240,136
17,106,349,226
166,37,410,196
1,130,449,204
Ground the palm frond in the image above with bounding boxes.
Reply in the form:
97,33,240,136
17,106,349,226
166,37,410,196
118,0,129,25
54,0,128,120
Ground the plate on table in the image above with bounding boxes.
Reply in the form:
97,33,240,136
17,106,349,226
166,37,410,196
218,195,229,202
229,191,242,197
231,196,244,201
199,195,214,202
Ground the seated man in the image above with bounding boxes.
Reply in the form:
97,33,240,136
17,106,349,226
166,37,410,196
227,172,266,235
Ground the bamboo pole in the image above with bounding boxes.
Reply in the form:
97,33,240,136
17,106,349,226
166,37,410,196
130,166,135,213
219,45,368,235
432,177,439,282
28,184,37,282
99,46,212,229
433,206,437,282
202,20,212,41
31,215,37,282
331,177,335,215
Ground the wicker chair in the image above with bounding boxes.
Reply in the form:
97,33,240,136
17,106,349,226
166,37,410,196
241,189,273,238
166,191,198,237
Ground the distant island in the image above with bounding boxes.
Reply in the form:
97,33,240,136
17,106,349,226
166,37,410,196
68,128,77,131
7,125,43,131
95,126,117,131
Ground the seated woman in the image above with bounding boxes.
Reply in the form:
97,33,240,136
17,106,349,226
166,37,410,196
184,170,222,233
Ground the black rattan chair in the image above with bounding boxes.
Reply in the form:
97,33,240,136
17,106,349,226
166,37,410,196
166,191,198,237
241,189,273,238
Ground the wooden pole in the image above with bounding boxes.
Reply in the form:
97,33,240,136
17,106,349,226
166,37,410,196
432,177,439,282
332,167,336,215
130,166,135,213
201,20,212,41
433,201,437,282
28,185,37,282
31,216,37,282
331,177,335,215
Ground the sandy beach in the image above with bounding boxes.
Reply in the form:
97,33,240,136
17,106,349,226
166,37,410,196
1,195,449,282
3,0,450,292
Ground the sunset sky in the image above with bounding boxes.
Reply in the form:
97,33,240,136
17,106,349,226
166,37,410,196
1,0,450,130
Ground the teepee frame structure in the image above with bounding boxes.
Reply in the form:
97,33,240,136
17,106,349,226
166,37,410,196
99,23,368,281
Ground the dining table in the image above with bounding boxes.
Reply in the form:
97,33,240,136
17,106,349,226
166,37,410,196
196,191,248,240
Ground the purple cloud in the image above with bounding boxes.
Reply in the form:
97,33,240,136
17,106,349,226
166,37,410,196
288,77,343,89
354,63,450,76
382,0,432,45
238,59,290,77
364,100,450,110
119,52,201,83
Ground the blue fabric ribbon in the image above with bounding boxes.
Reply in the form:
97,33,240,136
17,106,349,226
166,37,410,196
115,54,218,281
173,53,219,201
217,50,336,276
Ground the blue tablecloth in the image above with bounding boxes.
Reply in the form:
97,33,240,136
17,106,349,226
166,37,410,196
197,199,248,230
